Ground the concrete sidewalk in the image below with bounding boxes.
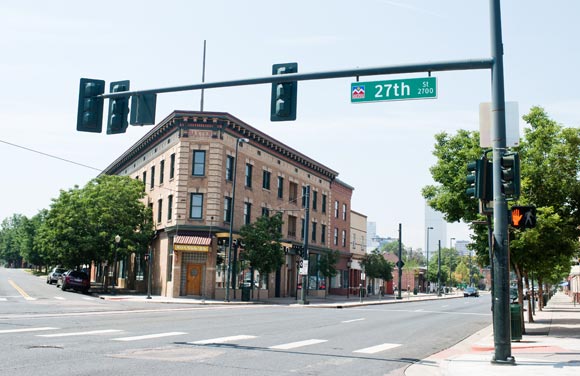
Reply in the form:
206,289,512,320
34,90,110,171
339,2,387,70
405,291,580,375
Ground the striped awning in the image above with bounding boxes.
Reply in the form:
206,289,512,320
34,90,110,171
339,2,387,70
174,236,211,252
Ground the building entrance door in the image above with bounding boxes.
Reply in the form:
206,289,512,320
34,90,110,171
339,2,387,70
186,263,203,295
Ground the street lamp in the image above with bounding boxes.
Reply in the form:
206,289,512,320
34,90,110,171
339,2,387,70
449,237,455,290
112,234,121,295
225,137,249,302
426,227,433,293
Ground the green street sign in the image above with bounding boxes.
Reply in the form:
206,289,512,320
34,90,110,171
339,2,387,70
351,77,437,103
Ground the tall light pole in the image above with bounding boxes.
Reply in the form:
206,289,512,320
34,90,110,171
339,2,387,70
112,235,120,295
449,237,455,289
426,227,433,293
437,240,442,297
225,137,249,302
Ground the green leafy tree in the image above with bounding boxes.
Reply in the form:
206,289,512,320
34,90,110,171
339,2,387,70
318,249,340,295
239,213,285,300
361,249,393,281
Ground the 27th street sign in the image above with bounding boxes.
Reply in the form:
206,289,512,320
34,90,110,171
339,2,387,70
351,77,437,103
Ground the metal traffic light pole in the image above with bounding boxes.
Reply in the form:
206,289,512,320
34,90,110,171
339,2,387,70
489,0,514,365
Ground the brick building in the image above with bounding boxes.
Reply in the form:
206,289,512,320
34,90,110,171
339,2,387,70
102,111,358,299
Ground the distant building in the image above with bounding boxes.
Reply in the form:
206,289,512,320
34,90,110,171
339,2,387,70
425,204,447,260
367,221,377,251
455,240,470,256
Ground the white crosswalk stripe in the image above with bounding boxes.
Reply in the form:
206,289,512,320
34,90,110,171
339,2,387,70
189,335,257,345
269,339,327,350
353,343,401,354
112,332,187,342
38,329,123,338
0,327,58,334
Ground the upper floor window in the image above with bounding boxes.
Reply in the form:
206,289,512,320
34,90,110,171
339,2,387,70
261,207,270,217
150,166,155,189
312,191,318,211
302,186,307,208
167,195,173,221
289,182,298,204
192,150,206,176
334,200,339,218
321,224,327,244
169,153,176,179
312,222,317,242
245,164,253,188
159,160,165,185
142,171,147,190
244,202,252,225
190,193,203,219
224,196,232,222
342,204,347,221
262,170,271,190
334,228,339,245
157,199,163,223
277,176,284,199
342,230,346,247
226,155,234,181
322,194,327,213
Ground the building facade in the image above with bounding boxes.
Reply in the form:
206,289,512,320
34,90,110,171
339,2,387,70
102,111,356,299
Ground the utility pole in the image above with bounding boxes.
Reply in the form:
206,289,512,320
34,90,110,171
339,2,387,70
437,240,442,297
490,0,514,364
299,185,310,305
397,223,403,300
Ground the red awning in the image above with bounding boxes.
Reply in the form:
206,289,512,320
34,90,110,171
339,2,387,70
174,236,212,246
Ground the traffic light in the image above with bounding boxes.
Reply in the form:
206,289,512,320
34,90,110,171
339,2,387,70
292,244,304,258
270,63,297,121
510,206,536,229
501,152,520,199
107,80,130,134
77,78,105,133
466,158,492,201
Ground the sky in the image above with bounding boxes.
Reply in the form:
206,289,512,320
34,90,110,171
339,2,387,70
1,0,579,251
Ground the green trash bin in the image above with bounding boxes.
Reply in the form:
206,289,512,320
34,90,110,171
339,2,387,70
241,285,250,302
510,303,522,341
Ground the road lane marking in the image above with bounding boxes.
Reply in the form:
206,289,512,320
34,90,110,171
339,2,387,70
112,332,187,342
342,318,365,323
353,343,401,354
269,339,327,350
0,327,58,334
38,329,123,337
54,297,66,300
0,298,6,302
8,279,36,301
190,335,257,345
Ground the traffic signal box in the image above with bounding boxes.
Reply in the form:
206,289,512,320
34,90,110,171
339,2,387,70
77,78,105,133
107,80,131,134
270,63,298,121
501,152,520,200
466,157,492,201
510,206,536,229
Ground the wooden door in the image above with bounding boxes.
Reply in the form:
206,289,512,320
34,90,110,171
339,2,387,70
186,263,203,296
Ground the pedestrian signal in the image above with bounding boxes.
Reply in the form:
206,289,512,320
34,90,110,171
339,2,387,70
510,206,536,229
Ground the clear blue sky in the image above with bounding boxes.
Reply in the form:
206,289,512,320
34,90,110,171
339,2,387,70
1,0,579,250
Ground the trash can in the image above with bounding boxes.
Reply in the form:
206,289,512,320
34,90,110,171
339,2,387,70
542,293,548,307
241,285,250,302
510,303,522,341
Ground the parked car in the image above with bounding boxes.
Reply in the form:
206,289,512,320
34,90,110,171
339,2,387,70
46,267,67,284
464,287,479,297
56,270,90,293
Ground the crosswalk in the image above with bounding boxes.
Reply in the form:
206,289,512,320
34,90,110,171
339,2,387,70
0,326,402,355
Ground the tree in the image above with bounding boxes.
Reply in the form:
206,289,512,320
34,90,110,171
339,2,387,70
239,213,285,300
318,249,340,295
361,249,393,282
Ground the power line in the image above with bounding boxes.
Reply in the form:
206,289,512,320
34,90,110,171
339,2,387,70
0,138,102,172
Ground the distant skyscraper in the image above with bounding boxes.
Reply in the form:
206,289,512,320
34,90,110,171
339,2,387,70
367,221,378,251
455,240,470,256
425,203,447,261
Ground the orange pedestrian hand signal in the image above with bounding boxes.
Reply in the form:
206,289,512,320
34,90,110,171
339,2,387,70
510,206,536,229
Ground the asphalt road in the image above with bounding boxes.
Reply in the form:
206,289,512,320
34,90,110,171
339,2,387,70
1,268,491,376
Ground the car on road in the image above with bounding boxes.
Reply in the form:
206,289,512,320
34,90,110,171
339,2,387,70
46,267,67,284
56,270,90,293
464,287,479,297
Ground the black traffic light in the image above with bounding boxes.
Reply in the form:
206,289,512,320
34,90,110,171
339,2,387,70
466,158,492,201
501,152,520,199
77,78,105,133
292,244,304,258
270,63,297,122
107,80,130,134
510,206,536,229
